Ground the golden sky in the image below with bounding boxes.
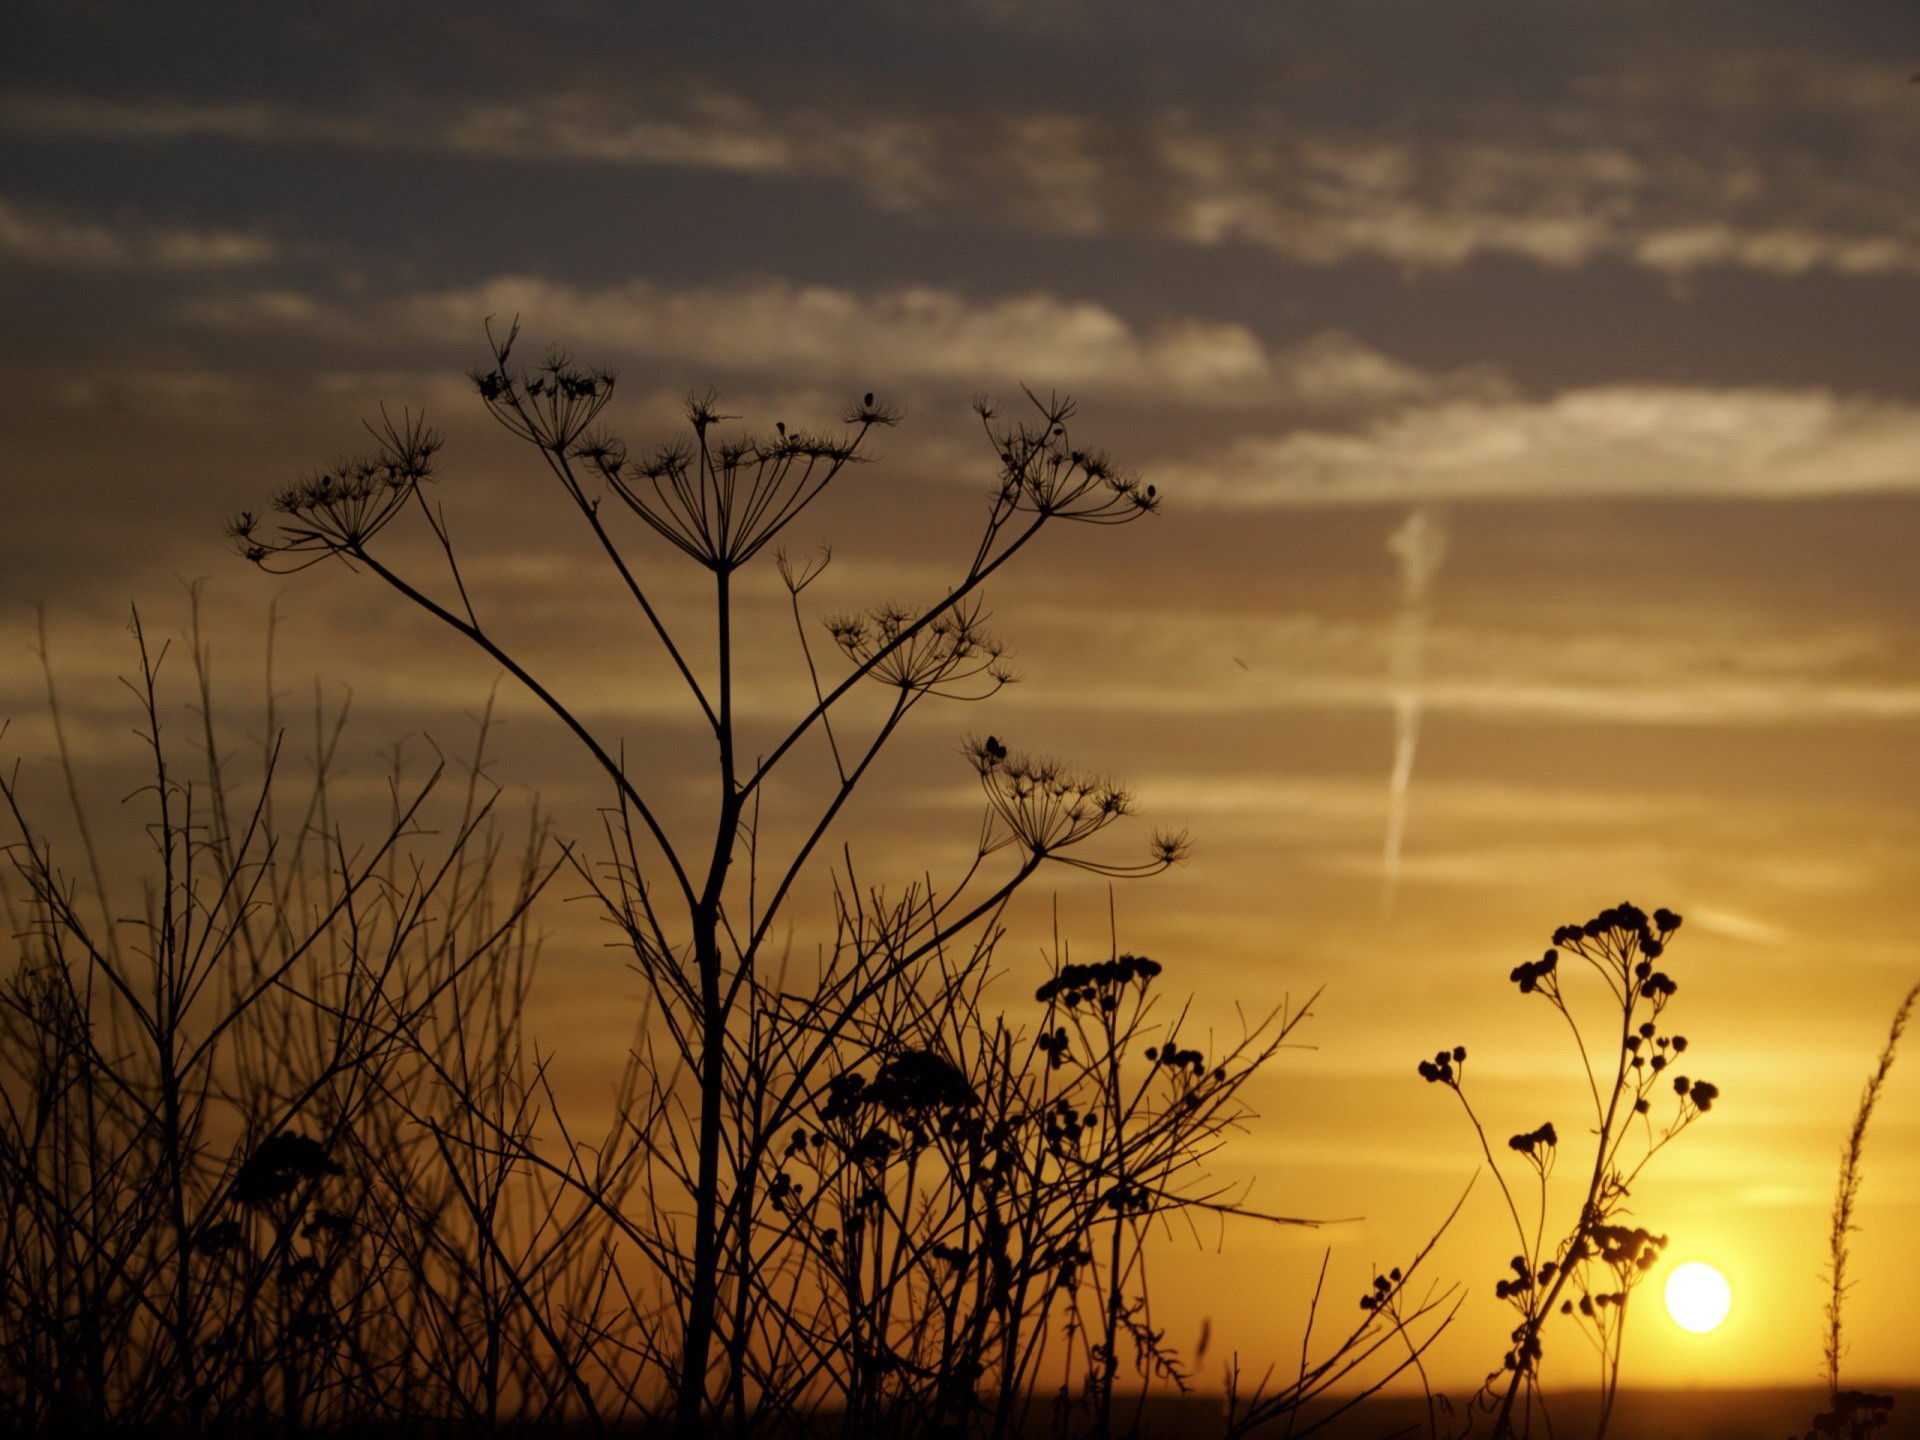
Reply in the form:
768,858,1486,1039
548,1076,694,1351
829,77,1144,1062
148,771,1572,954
3,0,1919,1397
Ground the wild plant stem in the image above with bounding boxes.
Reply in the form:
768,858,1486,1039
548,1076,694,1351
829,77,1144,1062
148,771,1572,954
1826,979,1920,1395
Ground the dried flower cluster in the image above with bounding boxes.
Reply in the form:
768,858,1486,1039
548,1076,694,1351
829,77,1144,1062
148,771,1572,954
1420,903,1716,1438
228,409,441,568
974,390,1158,525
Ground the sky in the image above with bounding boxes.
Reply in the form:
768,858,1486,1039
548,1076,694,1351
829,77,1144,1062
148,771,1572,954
4,0,1920,1398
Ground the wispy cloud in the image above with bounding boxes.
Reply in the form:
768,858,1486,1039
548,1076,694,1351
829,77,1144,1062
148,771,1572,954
13,70,1920,281
1162,386,1920,505
183,274,1479,407
1380,507,1447,916
0,197,276,269
0,92,393,149
998,602,1920,728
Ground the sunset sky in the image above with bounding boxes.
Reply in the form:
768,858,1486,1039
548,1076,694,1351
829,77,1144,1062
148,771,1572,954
5,0,1920,1397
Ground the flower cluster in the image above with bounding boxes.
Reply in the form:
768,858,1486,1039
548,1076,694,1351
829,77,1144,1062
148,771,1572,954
1546,903,1684,1005
974,390,1159,525
1506,1122,1558,1175
1042,1240,1096,1293
811,1051,983,1179
1550,903,1681,953
1035,952,1163,1007
1496,1254,1555,1303
1500,1319,1544,1374
1509,949,1558,995
1589,1222,1668,1274
231,1132,343,1209
1416,1045,1467,1086
1358,1266,1404,1313
1035,1026,1071,1069
1100,1179,1153,1214
602,388,894,570
1041,1098,1089,1155
865,1049,978,1117
231,411,440,569
827,599,1014,698
768,1168,808,1216
1619,1024,1692,1113
1143,1041,1217,1081
1672,1074,1720,1113
1798,1390,1896,1440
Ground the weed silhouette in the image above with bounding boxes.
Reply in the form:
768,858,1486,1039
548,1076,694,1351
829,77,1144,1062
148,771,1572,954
217,327,1459,1436
1417,904,1715,1439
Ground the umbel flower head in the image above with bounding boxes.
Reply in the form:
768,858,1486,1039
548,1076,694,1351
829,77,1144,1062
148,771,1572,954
1034,952,1163,1007
1531,901,1686,1009
863,1049,978,1116
827,598,1016,699
471,319,616,452
230,409,440,570
596,387,899,571
974,388,1158,524
964,735,1186,874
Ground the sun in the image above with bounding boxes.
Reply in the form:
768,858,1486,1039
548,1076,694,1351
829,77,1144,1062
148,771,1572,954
1664,1261,1733,1334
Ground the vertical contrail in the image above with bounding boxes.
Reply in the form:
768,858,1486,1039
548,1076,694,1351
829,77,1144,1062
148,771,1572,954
1381,505,1448,919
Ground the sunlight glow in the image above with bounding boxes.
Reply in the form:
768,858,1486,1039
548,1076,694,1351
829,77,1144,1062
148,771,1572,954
1664,1261,1733,1334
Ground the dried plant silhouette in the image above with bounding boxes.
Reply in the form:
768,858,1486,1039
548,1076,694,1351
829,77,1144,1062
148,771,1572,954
1,601,572,1435
1417,904,1716,1440
1793,981,1917,1440
12,326,1901,1440
200,324,1461,1436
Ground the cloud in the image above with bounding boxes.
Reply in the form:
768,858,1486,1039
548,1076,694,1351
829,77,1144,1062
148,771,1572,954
13,77,1920,281
0,91,392,149
997,601,1920,729
0,197,276,269
184,274,1477,408
1161,386,1920,506
1629,224,1920,279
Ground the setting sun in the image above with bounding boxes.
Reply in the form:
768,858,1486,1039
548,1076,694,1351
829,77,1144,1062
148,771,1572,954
1665,1261,1734,1334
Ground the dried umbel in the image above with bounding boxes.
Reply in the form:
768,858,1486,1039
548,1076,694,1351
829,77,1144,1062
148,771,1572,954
229,408,440,568
827,599,1014,699
966,735,1186,875
975,389,1158,524
230,1131,343,1209
472,325,616,452
227,322,1225,1439
595,386,897,571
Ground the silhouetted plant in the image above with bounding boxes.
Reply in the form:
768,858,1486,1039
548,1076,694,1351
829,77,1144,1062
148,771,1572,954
1219,1191,1466,1440
757,935,1309,1439
1416,903,1715,1439
1793,980,1917,1440
0,603,576,1436
224,325,1437,1438
1798,1390,1897,1440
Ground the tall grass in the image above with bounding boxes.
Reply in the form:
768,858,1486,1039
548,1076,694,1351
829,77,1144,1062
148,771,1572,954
1797,981,1917,1440
0,603,591,1434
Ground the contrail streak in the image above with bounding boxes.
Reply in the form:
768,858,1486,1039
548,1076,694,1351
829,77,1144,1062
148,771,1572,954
1381,505,1448,919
